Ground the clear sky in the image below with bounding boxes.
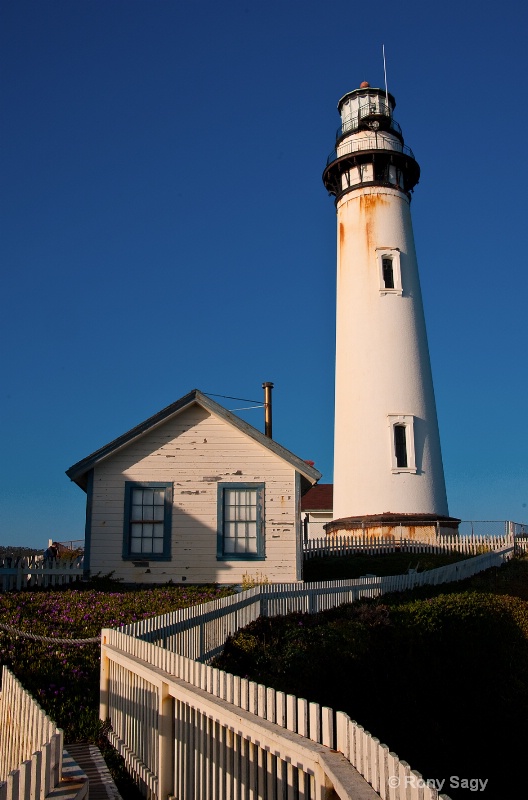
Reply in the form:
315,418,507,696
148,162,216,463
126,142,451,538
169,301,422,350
1,0,527,549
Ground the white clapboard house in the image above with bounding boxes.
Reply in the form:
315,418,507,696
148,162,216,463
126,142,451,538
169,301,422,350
66,390,321,584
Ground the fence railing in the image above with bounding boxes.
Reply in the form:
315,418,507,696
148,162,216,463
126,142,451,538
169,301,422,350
327,133,415,166
101,629,382,800
121,550,512,662
0,555,84,592
0,666,63,797
337,102,403,139
323,519,522,538
303,532,523,559
459,520,527,537
104,548,513,799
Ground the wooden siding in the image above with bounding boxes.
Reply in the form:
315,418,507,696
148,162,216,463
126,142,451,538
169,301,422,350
90,404,300,584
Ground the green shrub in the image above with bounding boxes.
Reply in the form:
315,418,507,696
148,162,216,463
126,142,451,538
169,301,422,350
303,550,467,581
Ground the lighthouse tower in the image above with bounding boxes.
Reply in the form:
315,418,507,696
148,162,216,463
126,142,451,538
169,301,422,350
322,82,454,536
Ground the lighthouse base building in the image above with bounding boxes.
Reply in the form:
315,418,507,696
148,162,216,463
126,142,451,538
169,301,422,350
322,82,459,540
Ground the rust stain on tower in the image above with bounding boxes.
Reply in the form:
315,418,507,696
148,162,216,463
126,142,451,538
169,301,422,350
359,193,387,253
359,194,388,250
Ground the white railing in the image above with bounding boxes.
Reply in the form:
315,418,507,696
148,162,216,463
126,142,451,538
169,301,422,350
459,520,527,537
0,668,61,781
0,667,62,794
103,548,513,799
0,555,84,592
335,132,411,159
0,667,88,799
119,550,511,663
101,631,385,800
303,532,520,559
310,520,524,540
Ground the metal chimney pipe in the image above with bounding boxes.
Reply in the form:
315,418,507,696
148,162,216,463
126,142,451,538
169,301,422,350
262,382,274,438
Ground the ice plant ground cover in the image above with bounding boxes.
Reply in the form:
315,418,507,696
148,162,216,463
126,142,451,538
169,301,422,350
0,580,234,796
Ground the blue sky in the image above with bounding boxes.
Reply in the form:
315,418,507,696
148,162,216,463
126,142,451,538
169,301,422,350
1,0,527,549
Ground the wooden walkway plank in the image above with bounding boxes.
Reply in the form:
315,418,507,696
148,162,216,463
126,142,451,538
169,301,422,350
65,744,122,800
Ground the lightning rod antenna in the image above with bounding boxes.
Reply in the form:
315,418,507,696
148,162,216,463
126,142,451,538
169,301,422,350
382,44,389,110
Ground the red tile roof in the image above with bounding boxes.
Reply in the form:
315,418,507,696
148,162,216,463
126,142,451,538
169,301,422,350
301,483,333,511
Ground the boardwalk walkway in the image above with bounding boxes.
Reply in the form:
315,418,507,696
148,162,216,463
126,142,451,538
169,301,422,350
65,744,123,800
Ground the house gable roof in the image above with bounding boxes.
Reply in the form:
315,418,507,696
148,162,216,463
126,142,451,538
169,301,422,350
66,389,322,491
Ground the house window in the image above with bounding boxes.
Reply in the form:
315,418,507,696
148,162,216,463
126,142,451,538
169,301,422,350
123,482,172,560
382,257,395,289
376,248,402,294
388,415,417,472
217,483,265,560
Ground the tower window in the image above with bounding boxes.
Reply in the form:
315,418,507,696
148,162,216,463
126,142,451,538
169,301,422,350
382,257,394,289
388,415,417,473
374,161,388,182
359,163,373,183
394,425,407,468
376,248,402,295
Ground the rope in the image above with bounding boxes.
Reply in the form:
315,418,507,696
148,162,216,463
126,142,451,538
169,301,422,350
0,622,100,645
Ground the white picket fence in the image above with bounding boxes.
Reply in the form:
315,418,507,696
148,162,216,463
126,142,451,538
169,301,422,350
0,666,88,799
102,548,513,799
303,532,523,559
0,555,84,592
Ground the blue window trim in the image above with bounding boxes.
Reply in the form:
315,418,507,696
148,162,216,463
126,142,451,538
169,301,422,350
122,481,173,561
217,482,265,561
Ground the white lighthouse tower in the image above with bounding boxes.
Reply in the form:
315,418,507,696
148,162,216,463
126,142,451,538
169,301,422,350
322,82,455,537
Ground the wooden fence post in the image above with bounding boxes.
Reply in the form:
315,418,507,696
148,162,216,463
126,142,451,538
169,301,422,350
100,631,110,722
158,681,173,800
